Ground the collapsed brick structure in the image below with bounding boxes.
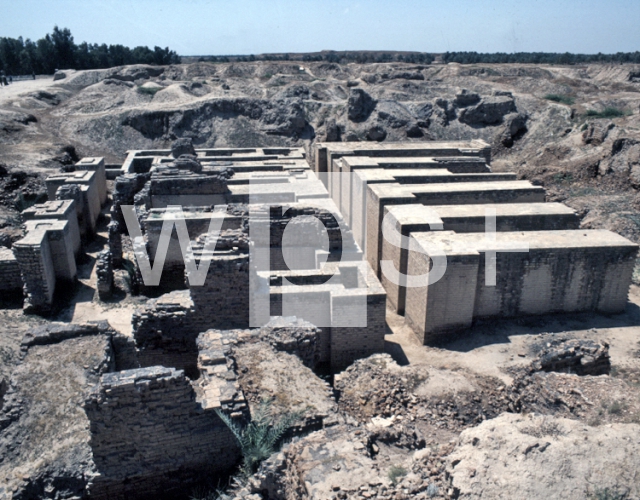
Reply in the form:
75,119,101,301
0,319,325,499
10,157,110,313
119,146,386,373
532,338,611,376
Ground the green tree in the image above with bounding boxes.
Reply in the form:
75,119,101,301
51,26,75,69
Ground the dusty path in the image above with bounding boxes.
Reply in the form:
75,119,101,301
0,76,61,106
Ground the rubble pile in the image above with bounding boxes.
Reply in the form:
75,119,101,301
232,423,458,500
335,355,508,432
532,338,611,375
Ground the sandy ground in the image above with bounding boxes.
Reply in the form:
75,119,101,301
385,286,640,384
50,201,139,337
0,76,60,105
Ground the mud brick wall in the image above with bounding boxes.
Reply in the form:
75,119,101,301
330,293,387,372
406,233,638,342
96,249,113,300
474,246,638,317
189,252,251,329
142,210,244,290
260,317,321,369
150,172,230,196
149,170,231,208
405,251,481,343
133,250,251,376
133,181,152,226
0,248,22,292
84,366,240,500
251,204,354,272
112,173,149,227
132,291,201,375
108,221,122,268
13,236,55,313
55,183,89,238
21,200,82,256
196,329,249,417
75,157,107,205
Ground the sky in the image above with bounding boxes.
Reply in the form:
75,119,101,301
1,0,639,56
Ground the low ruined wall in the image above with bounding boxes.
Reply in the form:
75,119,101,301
84,366,240,500
133,250,251,375
13,235,56,312
0,248,22,292
112,173,149,227
96,249,113,300
132,291,201,375
108,221,122,268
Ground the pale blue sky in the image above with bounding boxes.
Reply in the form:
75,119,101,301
1,0,639,56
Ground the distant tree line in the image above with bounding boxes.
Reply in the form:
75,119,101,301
0,26,181,75
201,51,435,64
198,50,640,66
441,51,640,64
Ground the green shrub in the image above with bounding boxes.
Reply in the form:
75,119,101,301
544,94,575,105
215,398,304,478
608,401,626,415
136,85,162,96
388,465,408,485
585,107,630,119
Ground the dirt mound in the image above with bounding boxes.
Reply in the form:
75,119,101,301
3,60,640,248
448,413,640,500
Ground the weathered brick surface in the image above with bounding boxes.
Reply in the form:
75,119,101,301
108,220,122,268
12,235,55,313
85,366,240,500
96,249,113,300
132,291,201,373
112,173,149,226
0,247,22,292
405,230,639,341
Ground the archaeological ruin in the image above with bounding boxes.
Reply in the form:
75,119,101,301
1,135,638,499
